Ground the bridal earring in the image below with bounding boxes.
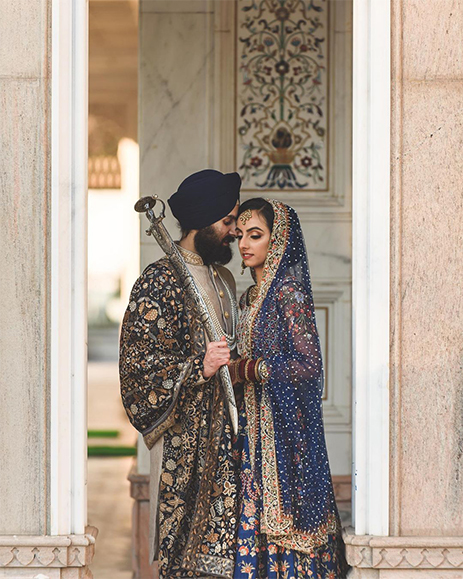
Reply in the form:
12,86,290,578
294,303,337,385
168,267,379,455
241,260,247,275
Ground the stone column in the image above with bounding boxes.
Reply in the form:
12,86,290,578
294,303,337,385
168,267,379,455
0,0,96,577
346,0,463,576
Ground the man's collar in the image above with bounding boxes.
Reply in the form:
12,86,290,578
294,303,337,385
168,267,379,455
177,243,204,266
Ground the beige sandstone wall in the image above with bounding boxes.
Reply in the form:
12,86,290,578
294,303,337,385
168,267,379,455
0,0,50,535
390,0,463,536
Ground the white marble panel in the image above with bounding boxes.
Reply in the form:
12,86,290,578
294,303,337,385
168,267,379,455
139,11,214,239
314,284,352,427
229,0,352,209
325,431,351,476
352,0,390,536
301,220,352,281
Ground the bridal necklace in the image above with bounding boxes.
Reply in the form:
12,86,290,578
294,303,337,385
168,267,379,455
248,284,260,305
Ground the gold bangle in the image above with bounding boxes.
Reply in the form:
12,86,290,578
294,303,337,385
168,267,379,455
244,359,251,383
254,358,262,381
257,360,269,383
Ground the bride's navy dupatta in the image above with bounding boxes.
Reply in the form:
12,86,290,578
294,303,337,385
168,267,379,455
238,200,343,552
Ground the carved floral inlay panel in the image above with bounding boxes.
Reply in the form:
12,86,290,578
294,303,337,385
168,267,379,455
236,0,329,191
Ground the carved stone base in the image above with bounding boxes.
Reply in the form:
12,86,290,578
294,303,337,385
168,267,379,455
0,526,97,578
128,463,157,579
344,529,463,577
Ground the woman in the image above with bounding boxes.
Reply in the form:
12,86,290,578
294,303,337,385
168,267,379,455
228,198,348,579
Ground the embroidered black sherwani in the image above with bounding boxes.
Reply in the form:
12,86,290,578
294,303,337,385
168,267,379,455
120,255,239,579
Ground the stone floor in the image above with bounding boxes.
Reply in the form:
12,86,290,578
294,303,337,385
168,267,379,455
88,362,135,579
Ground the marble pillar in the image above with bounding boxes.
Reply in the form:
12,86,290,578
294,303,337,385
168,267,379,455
346,0,463,575
0,0,96,576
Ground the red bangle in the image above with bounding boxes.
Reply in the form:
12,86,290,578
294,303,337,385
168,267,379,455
246,359,257,382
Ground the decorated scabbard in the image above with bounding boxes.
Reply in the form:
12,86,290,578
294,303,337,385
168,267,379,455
134,195,239,435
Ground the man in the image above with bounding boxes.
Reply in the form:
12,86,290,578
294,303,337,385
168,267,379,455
119,169,241,579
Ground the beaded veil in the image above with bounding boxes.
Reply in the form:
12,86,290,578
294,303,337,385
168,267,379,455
237,200,341,552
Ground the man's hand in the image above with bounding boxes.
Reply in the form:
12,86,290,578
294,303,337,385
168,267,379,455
227,358,242,386
203,337,230,378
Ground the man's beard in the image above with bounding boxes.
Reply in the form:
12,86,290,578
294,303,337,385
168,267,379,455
194,226,234,266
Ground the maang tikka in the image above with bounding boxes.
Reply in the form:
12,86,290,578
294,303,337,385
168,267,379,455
239,209,252,226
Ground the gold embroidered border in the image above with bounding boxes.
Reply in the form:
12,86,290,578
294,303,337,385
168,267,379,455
182,384,225,571
176,243,204,266
142,359,193,449
243,383,258,471
268,512,339,555
260,389,292,535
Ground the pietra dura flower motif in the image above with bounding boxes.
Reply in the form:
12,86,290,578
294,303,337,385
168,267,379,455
237,0,328,190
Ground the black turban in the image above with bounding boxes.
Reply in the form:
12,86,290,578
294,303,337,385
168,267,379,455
168,169,241,230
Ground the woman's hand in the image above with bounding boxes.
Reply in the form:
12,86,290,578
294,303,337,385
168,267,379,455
203,337,230,378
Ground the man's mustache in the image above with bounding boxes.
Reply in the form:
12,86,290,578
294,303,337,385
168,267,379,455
222,235,236,245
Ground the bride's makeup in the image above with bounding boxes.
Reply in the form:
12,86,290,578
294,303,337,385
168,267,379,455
236,211,271,284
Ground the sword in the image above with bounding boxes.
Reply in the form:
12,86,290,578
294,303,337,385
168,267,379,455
134,195,239,435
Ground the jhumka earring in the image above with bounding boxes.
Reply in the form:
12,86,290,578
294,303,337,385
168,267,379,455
241,260,247,275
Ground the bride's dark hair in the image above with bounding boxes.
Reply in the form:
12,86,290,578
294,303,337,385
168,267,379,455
238,198,274,232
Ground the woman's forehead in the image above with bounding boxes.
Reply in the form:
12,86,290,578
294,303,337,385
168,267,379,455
237,210,269,231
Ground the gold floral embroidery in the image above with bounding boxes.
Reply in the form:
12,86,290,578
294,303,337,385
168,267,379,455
243,384,257,470
161,472,173,486
144,308,158,321
176,243,204,265
260,389,292,535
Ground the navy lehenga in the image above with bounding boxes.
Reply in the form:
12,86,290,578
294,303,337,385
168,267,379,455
233,200,348,578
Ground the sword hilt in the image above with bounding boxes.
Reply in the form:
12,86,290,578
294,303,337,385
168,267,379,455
134,195,166,235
